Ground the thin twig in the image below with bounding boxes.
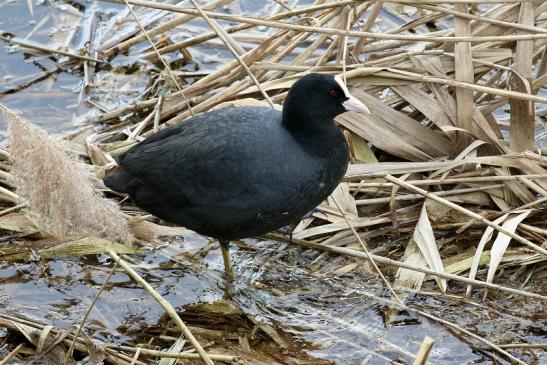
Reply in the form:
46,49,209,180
121,0,194,116
106,250,214,365
106,345,238,362
64,259,120,364
267,234,547,301
0,203,27,218
331,198,405,306
0,344,24,365
413,309,526,365
0,35,103,63
482,343,547,349
186,0,274,108
99,0,547,43
412,336,435,365
383,175,547,256
355,184,504,205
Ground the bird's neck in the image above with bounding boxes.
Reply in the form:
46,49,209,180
281,100,339,135
282,112,347,159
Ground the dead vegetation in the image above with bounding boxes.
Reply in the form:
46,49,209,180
0,0,546,364
1,105,133,244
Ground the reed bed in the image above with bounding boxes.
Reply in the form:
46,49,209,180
0,0,546,364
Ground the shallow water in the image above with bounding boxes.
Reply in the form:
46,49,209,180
0,0,93,134
0,0,257,135
1,235,545,364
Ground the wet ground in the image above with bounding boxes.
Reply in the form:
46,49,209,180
0,0,93,133
0,233,545,364
0,0,546,364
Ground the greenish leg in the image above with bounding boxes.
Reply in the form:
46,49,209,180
219,239,235,281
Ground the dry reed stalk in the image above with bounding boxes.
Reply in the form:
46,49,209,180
453,3,474,154
346,161,505,179
85,97,158,123
355,184,504,205
121,0,194,117
0,34,103,63
493,343,547,349
412,336,435,365
102,0,233,56
349,67,547,103
417,3,546,33
107,250,214,365
352,2,378,60
0,314,143,365
0,203,26,218
144,0,357,58
186,0,274,107
268,234,546,301
509,2,536,152
0,344,24,365
383,175,547,256
0,185,19,203
129,348,141,365
0,104,132,244
517,176,547,197
106,346,238,362
348,174,547,188
100,0,547,42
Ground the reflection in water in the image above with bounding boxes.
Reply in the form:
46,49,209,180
232,240,482,365
0,1,84,134
0,236,543,364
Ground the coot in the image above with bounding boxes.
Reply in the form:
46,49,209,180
104,73,370,279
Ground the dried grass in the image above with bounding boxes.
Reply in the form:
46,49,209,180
0,2,546,363
1,0,544,301
0,104,133,244
81,0,544,307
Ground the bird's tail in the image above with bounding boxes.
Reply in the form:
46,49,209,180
103,165,134,194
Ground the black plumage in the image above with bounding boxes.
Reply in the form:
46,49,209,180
104,73,370,278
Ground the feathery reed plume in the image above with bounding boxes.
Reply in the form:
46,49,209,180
0,103,133,244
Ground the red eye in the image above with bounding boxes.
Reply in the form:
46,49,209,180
329,90,337,96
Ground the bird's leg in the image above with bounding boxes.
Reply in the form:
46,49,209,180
219,239,235,281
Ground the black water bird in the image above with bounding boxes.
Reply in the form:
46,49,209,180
103,73,370,279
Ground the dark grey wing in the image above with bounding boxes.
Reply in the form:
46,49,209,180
116,107,281,208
